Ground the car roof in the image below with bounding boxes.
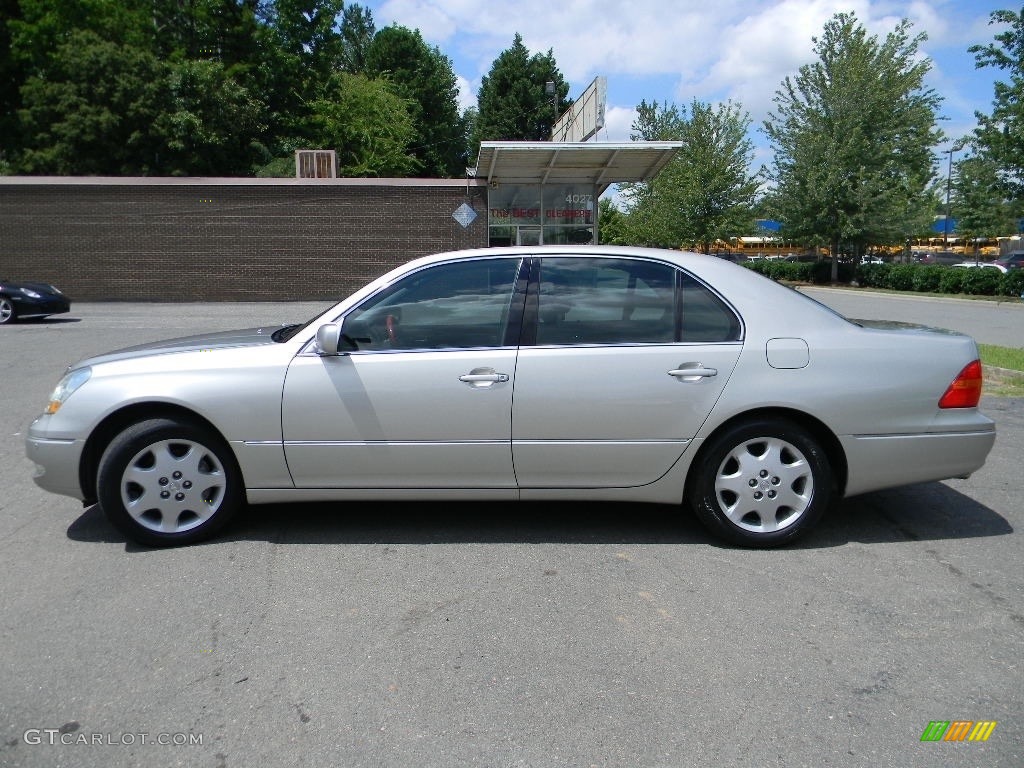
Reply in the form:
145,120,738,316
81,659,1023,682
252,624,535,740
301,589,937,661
353,244,849,336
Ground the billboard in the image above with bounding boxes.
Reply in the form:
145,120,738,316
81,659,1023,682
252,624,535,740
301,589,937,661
551,76,607,143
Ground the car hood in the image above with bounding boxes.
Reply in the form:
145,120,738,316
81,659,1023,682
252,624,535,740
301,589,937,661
2,280,63,295
76,326,288,368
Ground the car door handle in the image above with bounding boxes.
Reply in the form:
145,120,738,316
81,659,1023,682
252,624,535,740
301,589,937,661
668,364,718,381
459,373,509,382
459,368,510,387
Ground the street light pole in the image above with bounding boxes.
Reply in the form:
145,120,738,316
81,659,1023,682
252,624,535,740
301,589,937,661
944,147,955,250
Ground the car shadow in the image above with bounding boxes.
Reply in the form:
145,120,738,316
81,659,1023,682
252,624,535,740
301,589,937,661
18,316,81,325
805,482,1013,546
65,481,1011,551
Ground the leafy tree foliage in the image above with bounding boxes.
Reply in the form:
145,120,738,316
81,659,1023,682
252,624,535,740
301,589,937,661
471,33,570,151
2,0,451,178
338,3,375,73
620,99,759,251
255,0,347,147
969,8,1024,198
597,197,629,244
155,59,267,176
951,152,1017,254
309,72,418,177
16,30,166,174
0,0,24,171
9,0,271,175
763,12,941,278
366,25,466,177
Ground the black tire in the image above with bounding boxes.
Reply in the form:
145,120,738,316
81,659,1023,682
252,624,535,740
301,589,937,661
0,296,16,325
97,418,243,547
688,417,833,548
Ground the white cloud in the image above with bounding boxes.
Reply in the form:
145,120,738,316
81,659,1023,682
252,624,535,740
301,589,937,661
366,0,1007,152
596,105,638,143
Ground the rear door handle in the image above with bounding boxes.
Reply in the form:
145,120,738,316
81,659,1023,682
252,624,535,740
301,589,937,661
668,364,718,381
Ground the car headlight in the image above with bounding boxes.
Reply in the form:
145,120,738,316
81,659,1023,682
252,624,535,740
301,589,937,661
45,367,91,415
19,287,42,299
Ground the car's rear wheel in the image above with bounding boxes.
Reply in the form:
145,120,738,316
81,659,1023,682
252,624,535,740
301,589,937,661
97,418,243,546
689,418,832,548
0,297,16,324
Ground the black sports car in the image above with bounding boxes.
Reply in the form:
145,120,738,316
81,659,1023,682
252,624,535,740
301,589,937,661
0,280,71,324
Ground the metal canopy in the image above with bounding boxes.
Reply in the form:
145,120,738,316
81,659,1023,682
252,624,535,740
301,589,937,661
474,141,682,193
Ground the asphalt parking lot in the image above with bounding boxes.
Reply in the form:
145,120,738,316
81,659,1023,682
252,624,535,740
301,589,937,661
1,294,1021,768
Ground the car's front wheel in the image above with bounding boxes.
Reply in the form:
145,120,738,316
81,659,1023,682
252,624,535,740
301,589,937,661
0,297,16,324
688,418,833,548
97,418,243,546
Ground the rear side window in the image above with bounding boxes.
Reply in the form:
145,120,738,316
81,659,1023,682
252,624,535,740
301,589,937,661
678,272,741,342
534,257,740,345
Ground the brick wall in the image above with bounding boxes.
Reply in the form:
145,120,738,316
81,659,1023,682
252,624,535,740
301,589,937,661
0,178,489,301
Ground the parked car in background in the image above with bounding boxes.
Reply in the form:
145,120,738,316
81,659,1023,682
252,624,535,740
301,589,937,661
995,251,1024,270
25,246,996,549
951,261,1008,274
0,280,71,324
914,251,964,266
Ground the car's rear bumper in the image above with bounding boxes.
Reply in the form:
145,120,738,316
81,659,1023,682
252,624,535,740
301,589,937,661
841,427,997,497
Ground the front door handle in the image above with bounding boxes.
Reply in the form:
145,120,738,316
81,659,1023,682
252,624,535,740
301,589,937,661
668,364,718,382
459,367,510,388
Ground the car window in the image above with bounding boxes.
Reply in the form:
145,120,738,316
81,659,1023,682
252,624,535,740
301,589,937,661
535,257,676,345
678,271,742,342
343,258,521,351
534,257,741,346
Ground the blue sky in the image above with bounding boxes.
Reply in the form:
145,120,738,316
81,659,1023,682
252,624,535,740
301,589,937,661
361,0,1013,175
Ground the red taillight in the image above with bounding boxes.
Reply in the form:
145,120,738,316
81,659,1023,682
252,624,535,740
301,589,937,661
939,359,984,408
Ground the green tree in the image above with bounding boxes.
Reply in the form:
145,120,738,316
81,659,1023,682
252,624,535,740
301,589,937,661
598,197,630,244
309,72,419,177
366,25,466,177
154,59,267,176
9,0,272,175
257,0,347,145
15,29,165,174
150,0,262,64
471,33,571,153
616,101,684,246
969,8,1024,197
621,99,759,251
0,0,26,171
763,12,941,279
951,152,1016,257
339,3,376,73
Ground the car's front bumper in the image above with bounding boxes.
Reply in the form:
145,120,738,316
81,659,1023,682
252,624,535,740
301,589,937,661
14,296,71,318
25,430,86,501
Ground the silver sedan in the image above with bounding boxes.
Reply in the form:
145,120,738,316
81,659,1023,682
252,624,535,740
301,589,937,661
26,246,996,548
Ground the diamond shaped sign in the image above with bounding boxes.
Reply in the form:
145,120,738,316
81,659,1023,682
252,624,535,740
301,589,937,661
452,202,477,228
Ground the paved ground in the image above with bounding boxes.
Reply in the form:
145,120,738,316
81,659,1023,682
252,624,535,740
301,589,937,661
800,286,1024,349
1,295,1021,768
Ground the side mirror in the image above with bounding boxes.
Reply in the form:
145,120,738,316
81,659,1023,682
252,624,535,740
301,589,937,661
315,323,342,356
